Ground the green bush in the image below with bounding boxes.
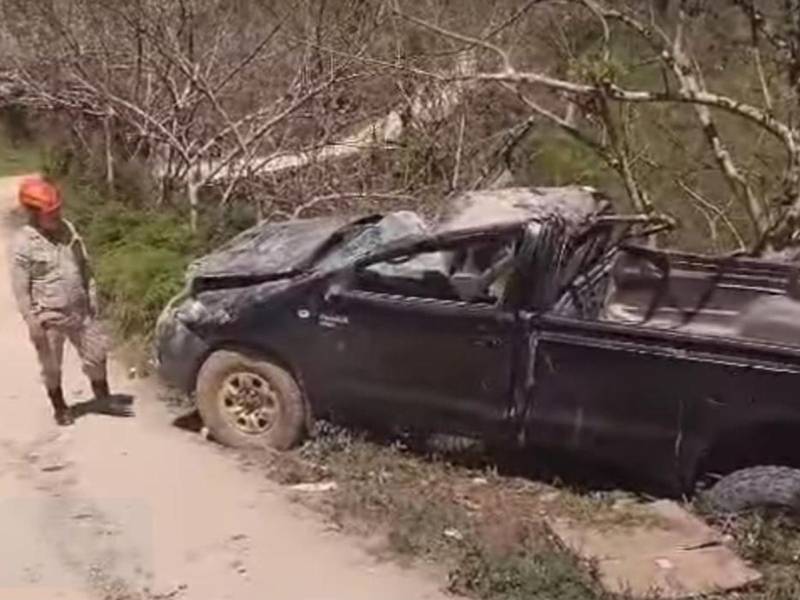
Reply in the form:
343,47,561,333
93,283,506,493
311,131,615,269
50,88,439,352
96,240,191,335
63,183,199,337
38,139,259,338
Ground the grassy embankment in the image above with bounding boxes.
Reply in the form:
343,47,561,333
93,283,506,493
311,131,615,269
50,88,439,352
3,123,799,600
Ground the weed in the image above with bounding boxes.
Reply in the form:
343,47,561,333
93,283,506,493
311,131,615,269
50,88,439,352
699,511,800,600
0,123,42,176
244,424,800,600
271,425,628,600
732,513,800,566
449,541,604,600
66,196,197,335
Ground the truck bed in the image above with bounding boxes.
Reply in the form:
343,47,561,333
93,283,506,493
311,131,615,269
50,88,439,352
600,246,800,343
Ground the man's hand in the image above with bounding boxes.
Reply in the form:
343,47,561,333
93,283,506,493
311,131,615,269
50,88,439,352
26,316,45,341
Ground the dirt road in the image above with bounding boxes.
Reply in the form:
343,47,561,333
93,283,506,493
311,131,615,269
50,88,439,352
0,176,453,600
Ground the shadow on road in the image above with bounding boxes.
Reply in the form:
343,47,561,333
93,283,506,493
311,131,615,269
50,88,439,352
171,409,203,432
71,394,136,420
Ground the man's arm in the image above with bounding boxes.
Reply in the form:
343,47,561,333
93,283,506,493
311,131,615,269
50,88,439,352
9,233,41,337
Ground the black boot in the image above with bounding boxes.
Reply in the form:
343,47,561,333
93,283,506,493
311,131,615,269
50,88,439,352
92,380,132,417
91,380,111,402
47,387,74,426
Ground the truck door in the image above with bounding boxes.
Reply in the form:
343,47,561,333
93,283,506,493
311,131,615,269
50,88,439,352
311,237,521,439
524,317,687,492
514,220,683,491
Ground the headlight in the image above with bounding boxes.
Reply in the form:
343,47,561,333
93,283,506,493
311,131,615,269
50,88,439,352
157,286,190,328
176,299,209,323
175,298,233,326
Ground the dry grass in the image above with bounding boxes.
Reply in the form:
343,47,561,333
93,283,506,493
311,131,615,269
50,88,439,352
226,423,800,600
709,513,800,600
232,424,649,600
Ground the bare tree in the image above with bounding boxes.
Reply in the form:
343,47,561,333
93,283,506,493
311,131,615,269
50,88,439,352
6,0,800,255
389,0,800,252
1,0,388,229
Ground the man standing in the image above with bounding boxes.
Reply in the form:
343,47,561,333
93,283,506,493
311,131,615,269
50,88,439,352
10,177,112,426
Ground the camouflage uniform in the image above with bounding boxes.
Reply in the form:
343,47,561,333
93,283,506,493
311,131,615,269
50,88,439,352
10,220,109,391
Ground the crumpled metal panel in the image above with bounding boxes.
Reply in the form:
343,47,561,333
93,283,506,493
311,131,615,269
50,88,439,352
188,186,606,282
186,278,298,327
189,216,348,279
313,211,430,272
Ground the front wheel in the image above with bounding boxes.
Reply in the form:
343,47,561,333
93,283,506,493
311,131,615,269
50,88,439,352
702,466,800,514
196,350,306,450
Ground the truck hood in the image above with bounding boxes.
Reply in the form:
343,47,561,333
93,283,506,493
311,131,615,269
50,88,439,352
188,187,609,283
188,216,350,281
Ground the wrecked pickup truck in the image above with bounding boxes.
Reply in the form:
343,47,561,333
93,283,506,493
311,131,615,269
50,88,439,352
156,186,800,512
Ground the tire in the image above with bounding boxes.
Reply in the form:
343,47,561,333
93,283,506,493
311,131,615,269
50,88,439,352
196,350,306,450
702,466,800,514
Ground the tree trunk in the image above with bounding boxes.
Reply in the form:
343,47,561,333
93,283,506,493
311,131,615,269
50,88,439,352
103,116,115,191
187,178,200,233
157,175,167,207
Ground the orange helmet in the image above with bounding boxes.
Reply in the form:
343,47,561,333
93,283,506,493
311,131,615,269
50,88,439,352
18,177,62,214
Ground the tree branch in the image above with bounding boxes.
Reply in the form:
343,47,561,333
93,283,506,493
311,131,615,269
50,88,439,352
589,0,770,235
677,179,746,250
391,0,513,72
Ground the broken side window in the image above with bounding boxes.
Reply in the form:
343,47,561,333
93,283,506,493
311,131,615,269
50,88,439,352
357,239,517,305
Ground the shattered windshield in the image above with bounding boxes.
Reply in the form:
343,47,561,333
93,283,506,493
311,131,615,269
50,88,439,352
313,211,430,272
